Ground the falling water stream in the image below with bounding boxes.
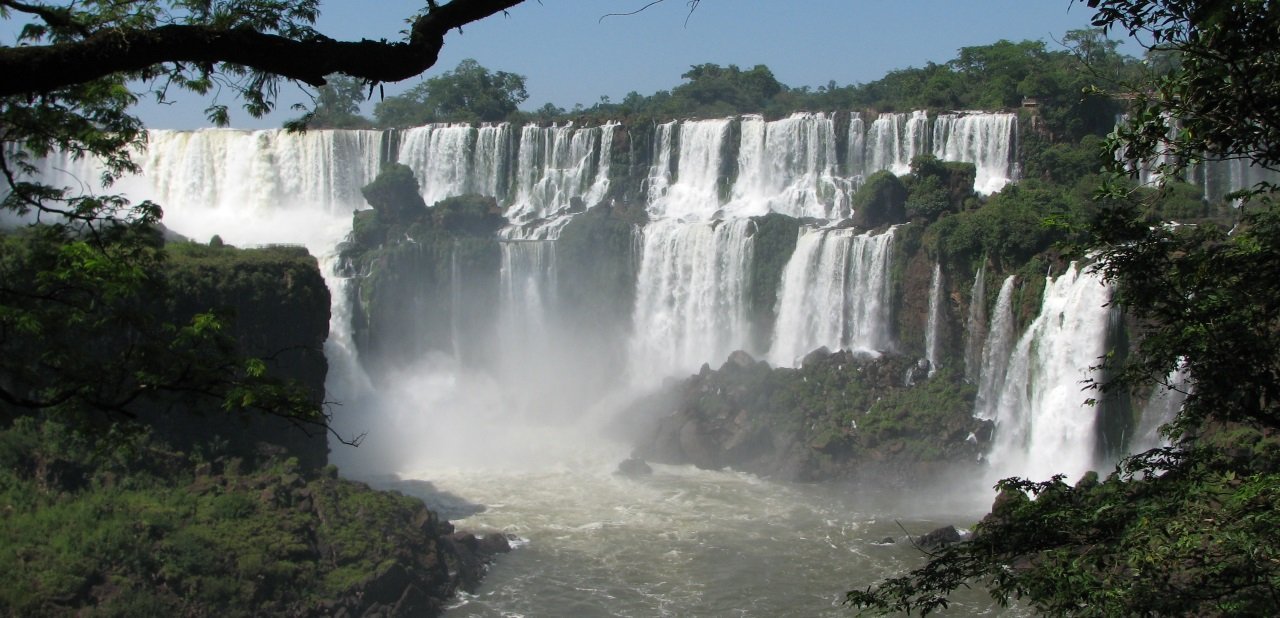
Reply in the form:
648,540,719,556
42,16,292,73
12,115,1103,616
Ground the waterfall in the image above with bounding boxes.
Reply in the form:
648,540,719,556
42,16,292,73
727,113,847,220
397,124,511,207
931,113,1017,194
647,119,732,220
508,123,614,223
864,111,929,177
498,240,568,407
964,263,988,382
17,128,381,248
1115,114,1280,204
924,262,943,377
646,121,677,204
17,118,1106,482
143,129,382,215
973,275,1018,421
1198,157,1280,205
628,218,754,385
1132,368,1190,452
769,226,895,366
847,112,866,182
983,265,1114,481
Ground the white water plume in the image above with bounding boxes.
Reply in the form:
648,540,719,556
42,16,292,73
728,113,848,220
397,123,511,207
931,113,1018,194
973,275,1018,421
509,123,615,223
769,226,895,367
646,119,731,220
847,112,866,182
982,265,1114,482
924,262,944,377
963,263,987,382
863,111,929,177
629,218,754,385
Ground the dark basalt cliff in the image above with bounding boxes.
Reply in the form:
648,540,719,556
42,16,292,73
633,348,992,484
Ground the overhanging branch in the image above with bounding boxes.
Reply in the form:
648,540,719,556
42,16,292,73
0,0,525,97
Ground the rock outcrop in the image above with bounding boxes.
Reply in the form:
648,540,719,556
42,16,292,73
634,348,991,484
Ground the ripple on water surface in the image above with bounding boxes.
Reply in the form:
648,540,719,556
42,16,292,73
375,461,1017,617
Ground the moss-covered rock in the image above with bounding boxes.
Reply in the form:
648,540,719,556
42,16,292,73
634,349,990,483
851,171,908,229
339,166,506,375
746,212,801,350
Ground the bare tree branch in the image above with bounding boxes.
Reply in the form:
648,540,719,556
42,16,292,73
0,0,526,97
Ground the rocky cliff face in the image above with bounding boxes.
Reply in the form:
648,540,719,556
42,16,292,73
634,348,992,484
160,243,332,470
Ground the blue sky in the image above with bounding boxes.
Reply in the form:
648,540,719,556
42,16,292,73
5,1,1142,128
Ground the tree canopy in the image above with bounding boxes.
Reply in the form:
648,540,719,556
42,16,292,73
374,58,529,126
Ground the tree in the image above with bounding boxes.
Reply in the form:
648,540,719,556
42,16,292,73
849,1,1280,614
668,63,786,116
295,75,374,129
373,58,528,126
0,1,526,439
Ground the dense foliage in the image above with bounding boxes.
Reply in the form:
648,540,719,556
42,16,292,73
374,59,529,127
0,228,332,444
849,1,1280,614
0,417,490,616
1,3,524,615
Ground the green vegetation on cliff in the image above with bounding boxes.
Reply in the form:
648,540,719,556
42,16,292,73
637,350,987,483
0,417,502,616
851,1,1280,615
340,164,506,372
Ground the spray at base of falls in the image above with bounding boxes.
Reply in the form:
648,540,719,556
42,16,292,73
14,118,1148,615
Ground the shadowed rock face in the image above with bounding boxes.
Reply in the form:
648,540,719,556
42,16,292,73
633,348,991,484
153,244,333,471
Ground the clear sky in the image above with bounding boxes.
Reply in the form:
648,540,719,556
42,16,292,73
5,1,1141,128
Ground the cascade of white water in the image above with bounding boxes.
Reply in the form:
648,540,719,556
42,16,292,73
769,226,895,366
924,262,944,377
964,263,988,382
864,111,929,177
727,113,846,220
931,113,1017,194
647,119,731,220
587,123,616,207
973,275,1018,421
397,124,511,207
19,128,380,248
144,129,382,214
628,218,754,385
983,265,1114,481
847,112,866,182
508,123,614,224
1132,367,1190,452
646,121,677,205
1198,157,1280,205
